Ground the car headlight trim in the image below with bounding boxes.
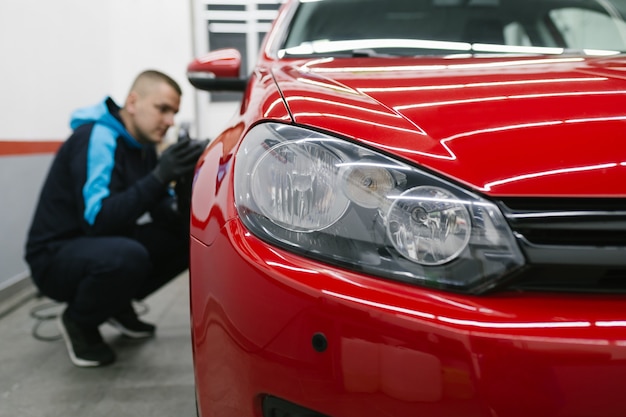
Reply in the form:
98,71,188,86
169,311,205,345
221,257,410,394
234,123,525,293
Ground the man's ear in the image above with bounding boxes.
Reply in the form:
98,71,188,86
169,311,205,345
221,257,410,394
125,91,139,114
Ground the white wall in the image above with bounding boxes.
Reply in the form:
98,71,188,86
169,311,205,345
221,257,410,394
0,0,234,291
0,0,196,141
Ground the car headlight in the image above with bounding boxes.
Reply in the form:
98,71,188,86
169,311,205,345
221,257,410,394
250,140,350,232
235,123,525,293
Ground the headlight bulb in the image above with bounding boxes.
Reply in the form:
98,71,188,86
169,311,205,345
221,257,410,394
387,186,471,266
342,164,395,208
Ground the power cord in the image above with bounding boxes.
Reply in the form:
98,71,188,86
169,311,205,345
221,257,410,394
29,299,151,342
29,299,63,341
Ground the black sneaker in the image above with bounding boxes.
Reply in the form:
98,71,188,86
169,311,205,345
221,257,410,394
107,307,156,339
58,309,116,367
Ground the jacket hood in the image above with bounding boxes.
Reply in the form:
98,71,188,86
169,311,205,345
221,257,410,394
273,55,626,197
70,97,142,148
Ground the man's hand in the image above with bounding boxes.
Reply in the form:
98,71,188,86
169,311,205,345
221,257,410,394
152,139,207,184
173,139,210,216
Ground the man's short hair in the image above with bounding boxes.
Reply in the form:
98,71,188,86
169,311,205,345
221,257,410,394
131,70,182,96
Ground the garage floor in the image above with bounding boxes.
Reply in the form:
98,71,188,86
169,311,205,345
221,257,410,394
0,272,196,417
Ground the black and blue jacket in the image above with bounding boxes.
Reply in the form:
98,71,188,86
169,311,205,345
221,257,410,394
25,97,174,275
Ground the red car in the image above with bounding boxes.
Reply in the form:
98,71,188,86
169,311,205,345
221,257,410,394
187,1,626,416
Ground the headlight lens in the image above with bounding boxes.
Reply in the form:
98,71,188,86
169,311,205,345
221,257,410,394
235,123,525,293
387,186,471,266
250,140,349,232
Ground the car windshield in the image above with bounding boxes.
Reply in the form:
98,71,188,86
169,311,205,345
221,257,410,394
280,0,626,57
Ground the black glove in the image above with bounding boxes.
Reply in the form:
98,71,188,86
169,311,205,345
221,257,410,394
174,139,210,214
152,139,207,184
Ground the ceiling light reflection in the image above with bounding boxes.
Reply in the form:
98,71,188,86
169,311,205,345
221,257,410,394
281,38,610,59
472,43,563,54
565,115,626,124
359,77,607,93
322,290,602,330
309,57,584,74
438,316,592,329
263,97,288,118
482,163,618,192
596,321,626,327
294,77,356,94
398,96,508,110
583,48,622,56
287,95,403,118
336,161,412,171
396,89,626,111
292,112,426,136
322,290,436,320
283,38,472,56
266,261,320,274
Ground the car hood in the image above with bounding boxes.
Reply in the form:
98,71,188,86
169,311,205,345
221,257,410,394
273,55,626,197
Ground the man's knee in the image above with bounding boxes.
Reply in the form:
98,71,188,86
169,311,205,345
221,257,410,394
102,237,152,277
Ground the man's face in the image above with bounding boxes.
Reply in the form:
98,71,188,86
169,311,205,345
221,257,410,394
126,82,181,144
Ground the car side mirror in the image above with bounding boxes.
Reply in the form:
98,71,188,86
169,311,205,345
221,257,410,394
187,48,248,92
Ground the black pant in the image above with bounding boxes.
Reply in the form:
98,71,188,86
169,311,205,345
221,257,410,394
33,222,189,327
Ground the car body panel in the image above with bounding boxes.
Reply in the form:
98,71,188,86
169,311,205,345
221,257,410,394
191,220,626,417
272,56,626,197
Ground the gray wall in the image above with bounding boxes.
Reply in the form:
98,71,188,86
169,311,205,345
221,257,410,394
0,154,52,291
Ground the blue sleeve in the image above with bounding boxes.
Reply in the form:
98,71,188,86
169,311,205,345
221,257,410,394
83,124,116,225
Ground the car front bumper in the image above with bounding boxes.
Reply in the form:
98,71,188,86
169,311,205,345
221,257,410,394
190,219,626,417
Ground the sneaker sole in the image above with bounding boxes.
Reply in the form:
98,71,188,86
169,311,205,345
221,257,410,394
107,318,155,339
57,315,108,368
